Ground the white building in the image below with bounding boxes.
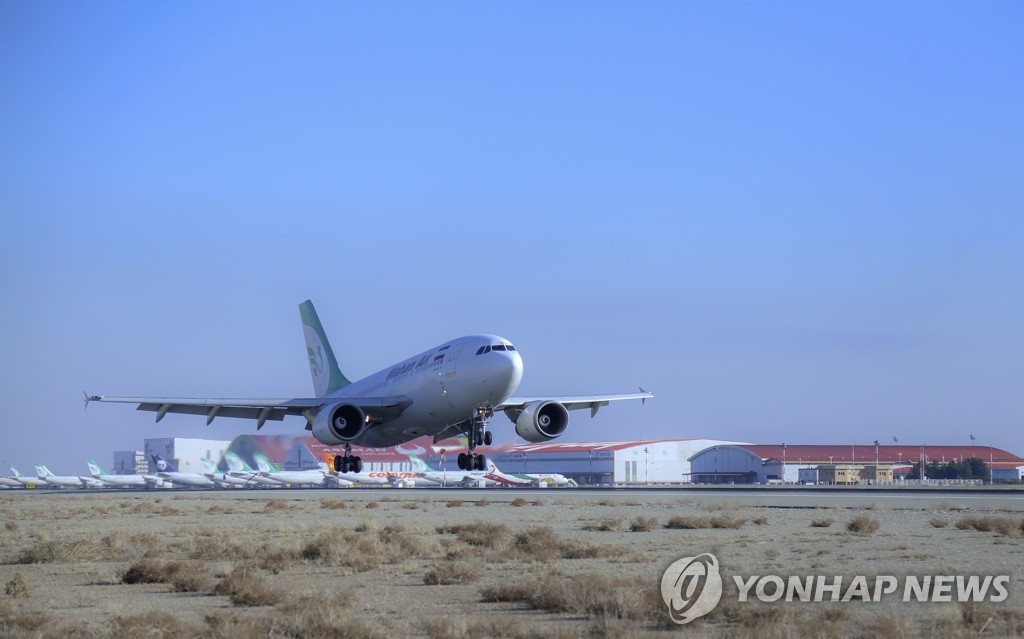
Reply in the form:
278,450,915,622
144,438,230,473
474,440,750,485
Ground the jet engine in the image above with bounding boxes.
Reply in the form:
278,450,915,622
311,402,367,445
514,400,569,442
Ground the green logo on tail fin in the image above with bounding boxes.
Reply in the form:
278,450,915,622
299,300,351,396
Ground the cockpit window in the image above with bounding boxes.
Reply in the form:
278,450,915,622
506,345,515,351
475,346,485,355
492,344,507,351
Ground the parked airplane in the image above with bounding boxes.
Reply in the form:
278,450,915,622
223,452,289,487
253,452,328,487
151,454,216,488
199,457,262,488
483,461,577,487
86,460,164,488
322,452,410,487
89,300,651,474
0,475,20,488
9,466,45,487
33,465,99,489
407,455,495,487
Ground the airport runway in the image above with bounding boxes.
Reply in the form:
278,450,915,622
11,485,1023,511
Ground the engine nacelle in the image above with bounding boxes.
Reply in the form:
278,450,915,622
311,402,367,445
514,401,570,443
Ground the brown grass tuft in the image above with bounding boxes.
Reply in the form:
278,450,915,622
810,518,834,528
665,515,746,529
846,515,880,534
424,561,482,585
956,516,1022,537
437,522,511,548
365,501,380,509
510,497,528,507
582,518,622,532
321,497,348,510
122,559,190,584
4,573,30,598
447,499,465,508
930,518,950,528
214,566,281,606
630,516,658,532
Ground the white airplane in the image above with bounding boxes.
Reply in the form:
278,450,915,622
482,460,577,487
151,454,216,488
89,300,651,474
9,466,46,487
33,465,100,489
408,455,495,487
223,451,290,487
0,475,20,488
200,457,267,488
252,452,329,487
322,452,407,487
86,460,164,488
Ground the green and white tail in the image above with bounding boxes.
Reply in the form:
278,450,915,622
408,455,434,473
299,300,350,397
34,464,54,479
87,460,106,477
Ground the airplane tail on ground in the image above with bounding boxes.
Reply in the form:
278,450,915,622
34,464,52,478
299,300,350,397
253,452,276,474
151,454,178,473
407,454,435,474
10,466,22,478
87,460,106,477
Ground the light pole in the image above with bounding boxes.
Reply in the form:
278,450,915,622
970,433,975,447
990,445,994,485
781,443,787,484
644,447,649,485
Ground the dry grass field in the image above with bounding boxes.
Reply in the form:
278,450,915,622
1,490,1022,638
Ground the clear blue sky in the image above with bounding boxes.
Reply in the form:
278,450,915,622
2,2,1021,474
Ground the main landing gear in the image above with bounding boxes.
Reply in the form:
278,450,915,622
457,407,494,471
333,445,363,474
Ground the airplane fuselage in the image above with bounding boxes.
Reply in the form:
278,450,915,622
325,334,523,448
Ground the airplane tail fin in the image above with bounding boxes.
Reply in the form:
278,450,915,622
10,466,21,478
34,464,48,478
408,454,431,473
253,452,274,474
151,454,178,473
299,300,351,397
87,460,106,477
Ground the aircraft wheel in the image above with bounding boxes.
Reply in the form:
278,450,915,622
457,453,467,470
333,456,343,473
475,454,486,471
352,457,363,474
483,431,493,446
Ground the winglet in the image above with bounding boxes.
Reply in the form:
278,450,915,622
83,391,94,409
639,386,650,405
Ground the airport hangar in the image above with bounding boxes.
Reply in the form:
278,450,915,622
687,444,1024,484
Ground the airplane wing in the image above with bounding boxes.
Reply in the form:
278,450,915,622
85,394,412,429
498,390,653,419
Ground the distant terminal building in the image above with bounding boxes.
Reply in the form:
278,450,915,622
144,438,230,474
212,435,1023,486
112,450,148,475
688,444,1024,485
222,435,745,484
